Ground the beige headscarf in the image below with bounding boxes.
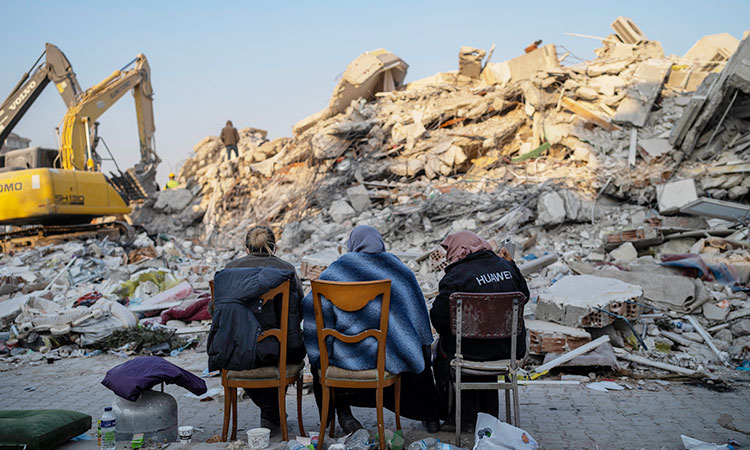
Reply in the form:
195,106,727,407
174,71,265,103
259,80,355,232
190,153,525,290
441,230,493,264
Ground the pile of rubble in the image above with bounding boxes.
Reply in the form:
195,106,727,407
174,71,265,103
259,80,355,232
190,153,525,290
2,17,749,379
0,233,230,365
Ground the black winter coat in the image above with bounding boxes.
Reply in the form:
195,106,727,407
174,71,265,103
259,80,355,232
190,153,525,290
430,250,529,361
207,267,293,371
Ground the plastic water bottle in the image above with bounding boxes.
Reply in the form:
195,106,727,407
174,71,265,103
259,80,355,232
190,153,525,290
345,429,370,450
408,438,438,450
100,407,116,450
436,443,468,450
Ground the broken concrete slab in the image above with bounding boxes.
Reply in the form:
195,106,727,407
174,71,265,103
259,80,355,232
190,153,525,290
569,261,707,314
527,319,592,355
613,59,672,127
731,319,750,337
483,44,560,86
535,191,566,226
673,38,750,154
458,46,486,78
609,242,638,263
561,97,620,131
656,179,698,215
638,138,672,160
684,33,740,72
328,49,408,117
346,184,372,213
536,275,642,328
702,302,730,321
611,16,648,44
153,189,193,213
328,199,356,223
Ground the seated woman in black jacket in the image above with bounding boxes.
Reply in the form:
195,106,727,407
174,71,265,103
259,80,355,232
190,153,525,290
213,225,305,434
429,230,529,431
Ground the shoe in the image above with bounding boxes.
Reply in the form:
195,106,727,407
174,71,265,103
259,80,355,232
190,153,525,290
337,410,363,434
422,420,441,433
260,417,281,436
440,419,472,433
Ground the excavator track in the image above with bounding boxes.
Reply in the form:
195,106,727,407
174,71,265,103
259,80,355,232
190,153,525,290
0,221,134,253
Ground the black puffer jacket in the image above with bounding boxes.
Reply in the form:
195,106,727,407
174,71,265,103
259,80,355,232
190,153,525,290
430,250,529,361
207,267,293,371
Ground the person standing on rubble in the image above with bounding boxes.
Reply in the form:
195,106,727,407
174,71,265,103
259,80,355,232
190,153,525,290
210,225,305,435
301,225,443,433
430,230,529,432
220,120,240,161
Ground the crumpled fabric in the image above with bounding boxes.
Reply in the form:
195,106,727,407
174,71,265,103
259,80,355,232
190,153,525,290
302,252,433,374
101,356,207,401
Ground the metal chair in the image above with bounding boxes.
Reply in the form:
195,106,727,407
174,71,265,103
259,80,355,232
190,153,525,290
311,279,401,450
209,279,306,442
449,291,527,445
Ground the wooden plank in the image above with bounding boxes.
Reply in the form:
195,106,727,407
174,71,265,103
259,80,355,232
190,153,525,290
614,59,672,127
560,97,620,131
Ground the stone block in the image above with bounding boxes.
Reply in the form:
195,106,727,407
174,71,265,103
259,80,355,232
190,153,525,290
328,200,356,223
609,242,638,263
731,318,750,337
346,185,372,213
153,189,193,213
656,179,698,215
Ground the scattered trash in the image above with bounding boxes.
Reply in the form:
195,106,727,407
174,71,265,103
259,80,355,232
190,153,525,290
473,412,539,450
586,381,625,392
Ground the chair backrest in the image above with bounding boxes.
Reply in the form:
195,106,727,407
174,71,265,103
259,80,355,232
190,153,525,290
310,279,392,381
210,278,292,373
449,292,526,361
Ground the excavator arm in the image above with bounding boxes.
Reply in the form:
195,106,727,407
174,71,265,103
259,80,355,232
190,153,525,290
0,43,81,148
59,54,160,192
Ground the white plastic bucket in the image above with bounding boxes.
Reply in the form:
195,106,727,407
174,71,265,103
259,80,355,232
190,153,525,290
247,427,271,449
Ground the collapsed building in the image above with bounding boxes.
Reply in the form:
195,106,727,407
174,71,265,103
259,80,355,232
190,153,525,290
2,19,750,379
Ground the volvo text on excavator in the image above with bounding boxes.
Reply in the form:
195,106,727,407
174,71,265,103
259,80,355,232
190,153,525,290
0,43,81,148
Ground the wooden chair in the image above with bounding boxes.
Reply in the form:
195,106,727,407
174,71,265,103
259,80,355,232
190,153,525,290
209,279,306,442
449,291,527,445
310,279,401,450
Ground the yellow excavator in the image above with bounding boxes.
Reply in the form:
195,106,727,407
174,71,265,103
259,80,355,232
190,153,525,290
0,50,160,251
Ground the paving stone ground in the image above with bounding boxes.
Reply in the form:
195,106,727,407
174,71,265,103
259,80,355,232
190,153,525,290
2,351,749,450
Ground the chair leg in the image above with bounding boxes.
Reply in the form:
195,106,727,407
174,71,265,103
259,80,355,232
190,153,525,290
297,378,306,437
512,373,521,427
394,376,402,431
376,386,385,450
279,383,289,442
329,388,336,438
222,385,231,442
231,387,238,441
504,382,511,424
319,385,330,450
455,373,462,446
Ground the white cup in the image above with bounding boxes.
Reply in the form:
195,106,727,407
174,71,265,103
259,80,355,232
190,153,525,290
178,425,194,444
247,427,271,450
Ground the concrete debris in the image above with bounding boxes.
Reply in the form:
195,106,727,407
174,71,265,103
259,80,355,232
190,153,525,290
656,179,698,215
536,275,642,328
610,16,648,44
527,319,592,355
3,18,750,382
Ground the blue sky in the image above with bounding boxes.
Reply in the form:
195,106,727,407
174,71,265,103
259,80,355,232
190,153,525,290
1,1,748,185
